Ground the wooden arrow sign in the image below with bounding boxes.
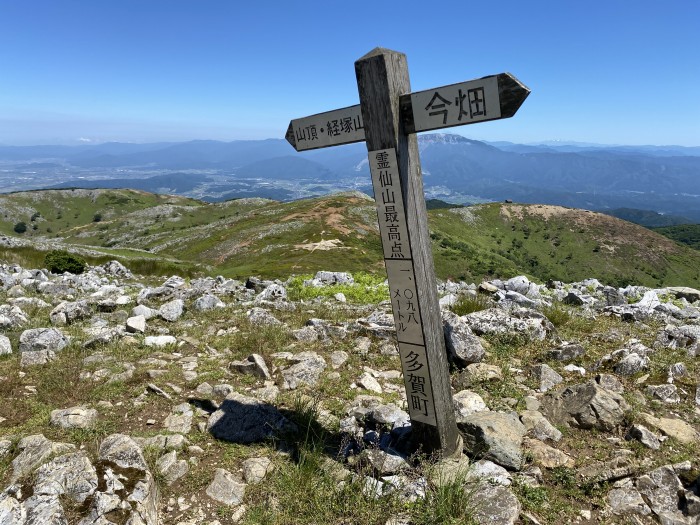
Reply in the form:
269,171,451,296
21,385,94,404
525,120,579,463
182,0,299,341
286,72,529,151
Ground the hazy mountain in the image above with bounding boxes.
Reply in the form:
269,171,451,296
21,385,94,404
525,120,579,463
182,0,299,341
1,134,699,221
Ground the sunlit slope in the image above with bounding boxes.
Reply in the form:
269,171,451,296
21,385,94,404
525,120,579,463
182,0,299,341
1,189,699,287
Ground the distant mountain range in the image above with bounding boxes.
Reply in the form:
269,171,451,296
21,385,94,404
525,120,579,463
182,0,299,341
1,134,698,222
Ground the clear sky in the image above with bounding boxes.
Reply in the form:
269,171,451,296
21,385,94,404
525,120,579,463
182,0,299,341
1,0,698,146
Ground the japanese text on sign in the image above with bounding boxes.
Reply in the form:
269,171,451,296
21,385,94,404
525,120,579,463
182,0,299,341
291,105,366,151
368,148,412,260
386,259,424,346
399,342,437,425
410,76,501,132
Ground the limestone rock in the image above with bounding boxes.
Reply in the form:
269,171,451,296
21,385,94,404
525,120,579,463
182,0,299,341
19,328,69,362
49,300,91,325
640,413,699,444
144,335,177,347
547,342,585,361
98,433,148,471
0,334,11,355
126,314,146,333
608,487,652,516
462,307,555,341
530,363,563,392
626,424,661,450
280,351,326,390
11,434,75,482
159,298,185,321
247,307,282,326
206,468,246,506
522,437,574,468
453,390,488,420
542,381,629,431
229,354,271,380
358,372,382,393
242,457,273,484
442,310,485,367
646,384,680,403
33,451,98,503
519,410,562,442
458,411,526,470
193,293,225,311
156,450,189,485
50,406,98,429
163,403,194,434
470,483,521,525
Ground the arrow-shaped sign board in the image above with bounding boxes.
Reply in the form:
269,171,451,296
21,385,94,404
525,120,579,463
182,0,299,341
286,72,529,151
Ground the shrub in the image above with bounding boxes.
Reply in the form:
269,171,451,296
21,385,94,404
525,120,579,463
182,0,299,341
44,250,87,275
93,212,102,222
13,222,27,234
451,293,492,316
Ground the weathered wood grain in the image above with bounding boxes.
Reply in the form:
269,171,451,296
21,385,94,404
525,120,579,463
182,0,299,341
355,47,461,456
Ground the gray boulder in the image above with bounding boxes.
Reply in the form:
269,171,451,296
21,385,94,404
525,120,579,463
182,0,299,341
471,483,521,525
50,406,98,429
0,334,12,355
308,271,354,286
247,307,282,326
280,351,327,390
206,468,246,505
49,300,91,325
33,451,98,504
542,381,629,431
458,411,526,470
229,353,271,380
442,311,485,367
159,298,185,321
19,328,69,366
193,293,224,310
0,304,28,328
530,363,563,392
547,342,585,361
256,283,287,302
463,308,555,341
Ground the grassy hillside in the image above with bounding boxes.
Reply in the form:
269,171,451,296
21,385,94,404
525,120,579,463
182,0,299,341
2,189,700,287
653,224,700,251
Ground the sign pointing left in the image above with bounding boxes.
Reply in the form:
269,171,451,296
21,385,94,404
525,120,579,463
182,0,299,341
285,104,365,151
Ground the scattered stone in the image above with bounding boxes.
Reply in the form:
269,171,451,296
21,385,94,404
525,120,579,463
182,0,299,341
145,335,177,347
636,465,686,521
522,437,574,468
156,450,189,485
543,381,629,431
458,411,526,470
19,327,69,354
280,351,326,390
330,350,349,369
193,294,225,311
126,314,146,333
626,424,661,450
361,449,408,475
614,352,649,376
462,363,503,382
49,299,91,325
462,307,555,341
163,403,194,434
519,410,562,442
160,298,185,321
547,342,585,361
471,483,521,525
453,390,488,420
0,334,11,355
206,468,246,506
442,311,485,367
358,372,383,393
530,363,563,393
640,413,699,444
50,406,98,429
132,304,159,320
596,373,625,393
608,487,652,516
645,384,680,404
242,457,273,484
256,283,287,302
229,353,271,380
247,307,282,326
11,434,76,482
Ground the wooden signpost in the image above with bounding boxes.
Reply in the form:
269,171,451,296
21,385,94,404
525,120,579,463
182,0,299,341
286,48,529,456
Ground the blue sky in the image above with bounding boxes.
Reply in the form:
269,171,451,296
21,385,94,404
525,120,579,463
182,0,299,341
0,0,698,146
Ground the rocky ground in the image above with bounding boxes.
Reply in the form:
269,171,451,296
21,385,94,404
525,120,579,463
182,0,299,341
0,262,698,524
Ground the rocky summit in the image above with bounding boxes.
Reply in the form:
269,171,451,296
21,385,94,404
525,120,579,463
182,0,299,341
0,262,698,525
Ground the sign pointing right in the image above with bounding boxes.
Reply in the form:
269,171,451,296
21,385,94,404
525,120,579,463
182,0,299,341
399,72,530,134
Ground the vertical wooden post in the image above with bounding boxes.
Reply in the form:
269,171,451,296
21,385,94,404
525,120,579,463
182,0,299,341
355,48,461,456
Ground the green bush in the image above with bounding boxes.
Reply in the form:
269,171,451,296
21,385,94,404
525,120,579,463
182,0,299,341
13,222,27,234
44,250,87,275
451,293,492,316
